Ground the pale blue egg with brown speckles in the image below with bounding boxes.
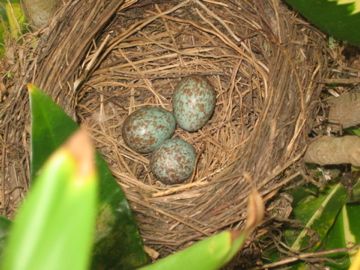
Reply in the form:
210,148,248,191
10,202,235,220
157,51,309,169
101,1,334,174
122,106,176,153
173,76,216,132
150,138,196,185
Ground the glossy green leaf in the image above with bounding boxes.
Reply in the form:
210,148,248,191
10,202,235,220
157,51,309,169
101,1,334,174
322,203,360,269
346,127,360,136
140,230,247,270
1,130,97,270
289,184,319,206
265,170,358,268
285,0,360,46
287,183,348,251
349,249,360,270
29,84,78,179
91,155,148,269
0,216,11,257
328,167,360,270
265,183,350,269
350,177,360,202
28,84,148,269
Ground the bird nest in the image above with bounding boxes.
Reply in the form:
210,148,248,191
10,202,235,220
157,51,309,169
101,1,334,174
0,0,328,256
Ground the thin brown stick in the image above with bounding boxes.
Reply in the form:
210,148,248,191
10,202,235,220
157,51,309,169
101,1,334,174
194,0,240,42
323,78,360,84
253,246,359,269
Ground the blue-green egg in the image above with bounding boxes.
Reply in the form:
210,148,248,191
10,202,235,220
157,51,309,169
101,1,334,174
122,106,176,153
173,76,216,132
150,138,196,185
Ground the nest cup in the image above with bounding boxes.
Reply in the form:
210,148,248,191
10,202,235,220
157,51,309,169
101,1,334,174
0,0,328,256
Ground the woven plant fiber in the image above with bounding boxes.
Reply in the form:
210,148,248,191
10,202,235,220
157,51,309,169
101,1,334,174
0,0,328,256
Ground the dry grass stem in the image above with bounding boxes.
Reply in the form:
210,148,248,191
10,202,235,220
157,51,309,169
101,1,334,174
0,0,328,257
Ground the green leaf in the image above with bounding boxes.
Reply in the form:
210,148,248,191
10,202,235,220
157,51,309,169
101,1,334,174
285,0,360,46
350,177,360,202
0,216,11,257
287,183,348,251
349,249,360,270
91,155,149,269
266,175,358,268
322,203,360,269
0,4,8,55
4,2,25,39
346,127,360,137
0,0,21,3
0,0,26,56
0,1,26,52
139,230,247,270
29,84,78,179
28,84,149,269
289,184,319,206
1,130,97,270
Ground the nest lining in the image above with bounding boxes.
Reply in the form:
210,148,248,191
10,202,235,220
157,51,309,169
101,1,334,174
76,2,270,250
0,0,328,256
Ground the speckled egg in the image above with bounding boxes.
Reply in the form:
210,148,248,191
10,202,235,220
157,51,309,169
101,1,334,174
122,106,176,154
173,76,216,132
150,138,196,185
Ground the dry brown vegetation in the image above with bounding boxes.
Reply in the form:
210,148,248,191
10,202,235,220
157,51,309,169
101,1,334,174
0,0,332,258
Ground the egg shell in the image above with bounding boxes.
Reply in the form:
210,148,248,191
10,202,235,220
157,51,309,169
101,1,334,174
122,106,176,154
150,138,196,185
173,76,216,132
